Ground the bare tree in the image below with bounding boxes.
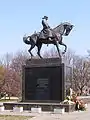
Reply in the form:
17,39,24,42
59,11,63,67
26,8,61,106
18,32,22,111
0,51,29,97
73,56,90,94
2,68,21,97
2,53,13,69
0,66,5,92
10,50,29,74
62,48,75,65
0,53,13,97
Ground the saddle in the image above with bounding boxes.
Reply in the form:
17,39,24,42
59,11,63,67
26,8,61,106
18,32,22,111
39,28,53,39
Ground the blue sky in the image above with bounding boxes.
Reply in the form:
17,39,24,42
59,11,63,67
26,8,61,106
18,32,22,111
0,0,90,56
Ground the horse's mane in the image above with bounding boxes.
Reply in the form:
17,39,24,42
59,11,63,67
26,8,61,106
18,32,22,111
53,23,62,31
52,22,72,34
52,23,64,34
53,22,71,31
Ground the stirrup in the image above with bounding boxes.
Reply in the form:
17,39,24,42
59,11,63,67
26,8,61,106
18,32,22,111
48,38,52,41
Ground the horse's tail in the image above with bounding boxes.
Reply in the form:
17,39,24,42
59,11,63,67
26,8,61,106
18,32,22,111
23,36,31,44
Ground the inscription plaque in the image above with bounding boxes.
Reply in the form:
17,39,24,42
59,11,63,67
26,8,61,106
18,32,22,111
36,78,49,100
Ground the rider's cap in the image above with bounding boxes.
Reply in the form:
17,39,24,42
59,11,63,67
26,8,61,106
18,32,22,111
42,16,48,19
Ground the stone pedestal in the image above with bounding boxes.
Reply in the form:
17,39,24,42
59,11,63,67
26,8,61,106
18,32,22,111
0,103,4,111
13,106,23,112
31,107,42,113
22,58,65,102
54,108,65,114
0,106,4,111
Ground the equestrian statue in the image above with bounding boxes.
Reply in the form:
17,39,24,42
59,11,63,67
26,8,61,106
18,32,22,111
23,16,74,58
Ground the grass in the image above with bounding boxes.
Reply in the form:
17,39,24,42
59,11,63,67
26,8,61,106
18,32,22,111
0,115,32,120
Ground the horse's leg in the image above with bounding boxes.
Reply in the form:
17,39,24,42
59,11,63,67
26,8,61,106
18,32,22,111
37,43,42,58
28,43,35,57
55,42,61,58
59,41,67,54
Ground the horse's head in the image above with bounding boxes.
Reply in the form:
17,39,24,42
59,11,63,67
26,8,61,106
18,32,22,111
53,22,74,36
63,22,74,36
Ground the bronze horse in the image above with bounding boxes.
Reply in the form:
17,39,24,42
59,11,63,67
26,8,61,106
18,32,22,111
23,22,74,58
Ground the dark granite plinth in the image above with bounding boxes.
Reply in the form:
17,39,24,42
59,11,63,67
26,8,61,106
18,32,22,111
22,58,65,102
26,57,62,67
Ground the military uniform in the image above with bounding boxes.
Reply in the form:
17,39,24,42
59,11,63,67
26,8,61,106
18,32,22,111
39,16,52,39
